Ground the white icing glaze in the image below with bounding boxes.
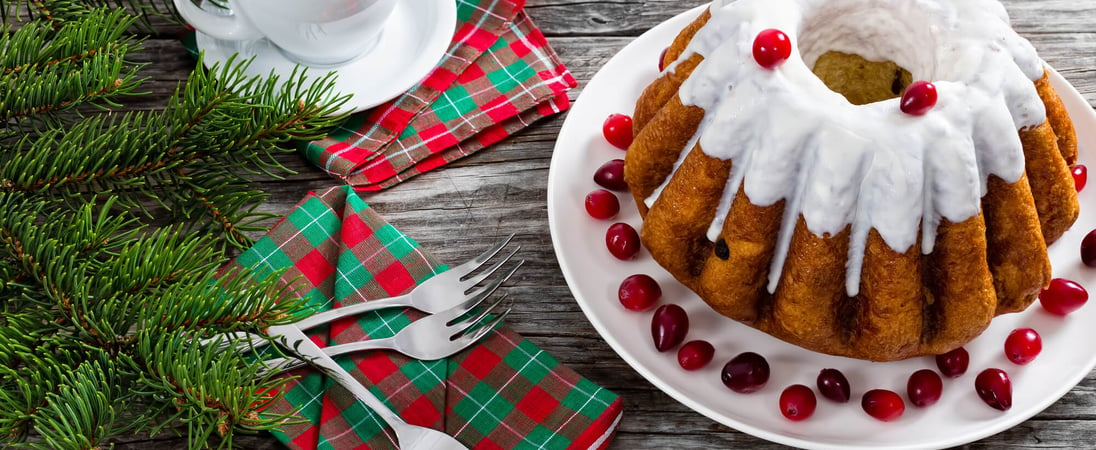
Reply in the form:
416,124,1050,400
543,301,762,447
646,0,1047,296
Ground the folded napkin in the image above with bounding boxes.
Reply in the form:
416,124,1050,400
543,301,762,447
226,186,623,449
302,0,576,190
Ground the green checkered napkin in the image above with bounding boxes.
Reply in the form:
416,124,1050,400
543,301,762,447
226,186,623,449
303,0,576,190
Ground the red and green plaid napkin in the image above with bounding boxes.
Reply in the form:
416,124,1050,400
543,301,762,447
225,185,623,449
302,0,576,190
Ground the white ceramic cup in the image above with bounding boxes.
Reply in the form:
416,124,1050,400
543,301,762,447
174,0,400,66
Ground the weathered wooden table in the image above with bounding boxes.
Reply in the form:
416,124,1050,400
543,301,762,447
128,0,1096,448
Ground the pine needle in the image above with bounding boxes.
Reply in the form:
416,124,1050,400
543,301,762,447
0,1,345,447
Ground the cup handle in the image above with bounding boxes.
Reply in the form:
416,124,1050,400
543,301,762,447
173,0,263,41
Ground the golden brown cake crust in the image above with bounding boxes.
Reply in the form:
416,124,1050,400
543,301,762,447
982,174,1052,314
1021,118,1081,244
1036,69,1079,165
624,15,1080,361
632,10,710,132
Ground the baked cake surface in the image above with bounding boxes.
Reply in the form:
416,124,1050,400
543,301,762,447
625,0,1080,361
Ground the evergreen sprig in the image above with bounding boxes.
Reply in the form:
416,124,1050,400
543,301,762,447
0,193,311,448
1,9,349,247
0,7,143,125
1,0,349,448
2,0,181,31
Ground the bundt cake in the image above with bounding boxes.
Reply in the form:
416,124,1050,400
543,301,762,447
625,0,1080,361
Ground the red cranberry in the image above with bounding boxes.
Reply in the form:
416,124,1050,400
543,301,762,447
594,159,628,192
779,384,817,421
752,29,791,69
1040,278,1089,315
935,347,970,378
1004,328,1042,365
721,352,770,393
975,368,1012,411
900,81,938,115
1083,231,1096,267
658,47,669,71
602,114,634,150
861,389,905,422
677,340,715,370
816,368,851,403
651,304,689,352
618,274,661,311
907,369,943,407
585,189,620,220
1072,165,1088,192
605,223,640,260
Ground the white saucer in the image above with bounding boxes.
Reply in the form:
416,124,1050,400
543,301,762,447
195,0,457,115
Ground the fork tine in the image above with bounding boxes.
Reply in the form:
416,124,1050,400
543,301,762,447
450,234,515,278
451,308,510,346
447,293,507,336
461,258,523,302
432,280,499,323
460,244,520,290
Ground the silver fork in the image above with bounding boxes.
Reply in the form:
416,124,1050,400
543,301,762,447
204,234,523,352
297,234,522,323
257,291,510,375
269,323,469,450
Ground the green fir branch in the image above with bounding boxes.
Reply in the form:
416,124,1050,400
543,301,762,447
0,1,349,446
2,0,181,31
172,168,276,249
28,357,136,450
1,51,347,249
0,8,145,122
0,194,314,447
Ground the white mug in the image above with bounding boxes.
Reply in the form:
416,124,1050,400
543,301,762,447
174,0,400,66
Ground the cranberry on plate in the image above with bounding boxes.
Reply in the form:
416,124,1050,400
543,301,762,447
618,274,661,311
816,368,851,403
585,189,620,220
602,114,634,150
861,389,905,422
1072,164,1087,192
779,384,817,421
1003,328,1042,365
936,346,970,378
975,368,1012,411
677,340,715,370
651,304,689,352
1040,278,1088,315
907,369,943,407
605,222,640,260
594,159,628,192
721,352,770,393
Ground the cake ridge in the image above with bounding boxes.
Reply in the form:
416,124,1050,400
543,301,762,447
646,0,1049,297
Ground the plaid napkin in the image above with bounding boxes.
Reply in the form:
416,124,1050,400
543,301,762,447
225,185,623,449
302,0,576,190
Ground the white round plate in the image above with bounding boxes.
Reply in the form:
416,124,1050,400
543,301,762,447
547,4,1096,449
195,0,456,115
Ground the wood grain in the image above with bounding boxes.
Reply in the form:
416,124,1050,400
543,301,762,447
103,0,1096,448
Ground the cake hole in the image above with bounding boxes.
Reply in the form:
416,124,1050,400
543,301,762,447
811,51,913,105
795,0,933,105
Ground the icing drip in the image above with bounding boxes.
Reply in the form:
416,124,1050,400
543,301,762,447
646,0,1046,296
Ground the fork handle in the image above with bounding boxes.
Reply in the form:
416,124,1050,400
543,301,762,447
293,294,412,331
214,296,414,355
268,325,407,426
260,336,397,375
